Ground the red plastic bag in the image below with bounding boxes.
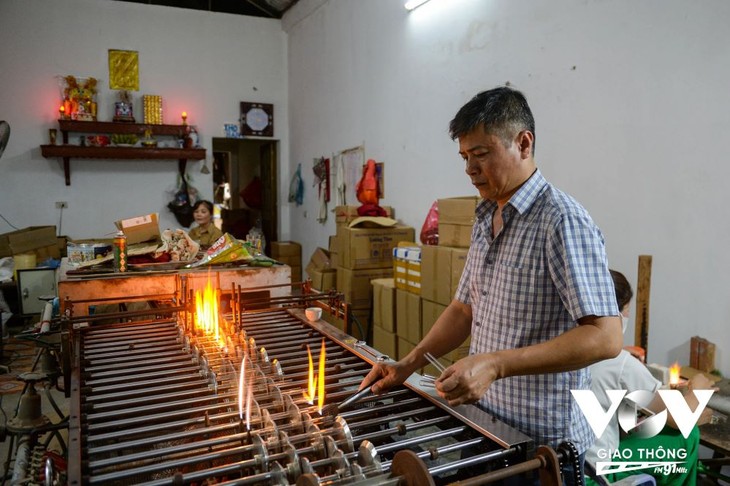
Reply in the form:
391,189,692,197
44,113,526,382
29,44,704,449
356,159,379,205
420,200,439,245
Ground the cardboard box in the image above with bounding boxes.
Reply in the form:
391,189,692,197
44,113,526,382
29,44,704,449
421,246,469,305
451,248,468,296
0,226,57,257
328,235,340,267
438,196,480,225
438,223,472,248
396,289,421,343
421,299,447,337
337,266,393,308
393,244,421,294
328,235,340,253
308,247,333,270
437,196,479,248
421,246,452,305
446,338,471,363
271,241,302,258
307,266,336,290
398,337,416,361
337,223,415,270
373,325,397,359
372,278,396,332
290,265,302,283
115,213,160,245
335,205,394,225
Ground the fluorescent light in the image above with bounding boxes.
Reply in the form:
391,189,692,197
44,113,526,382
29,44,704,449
405,0,432,11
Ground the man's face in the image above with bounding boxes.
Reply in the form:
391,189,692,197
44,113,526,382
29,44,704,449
458,127,529,204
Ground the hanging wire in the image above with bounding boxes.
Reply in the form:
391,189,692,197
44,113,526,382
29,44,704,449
0,213,18,230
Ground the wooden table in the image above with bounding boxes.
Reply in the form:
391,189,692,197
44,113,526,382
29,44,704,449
57,258,292,315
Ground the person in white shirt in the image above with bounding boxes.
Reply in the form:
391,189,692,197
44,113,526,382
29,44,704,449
585,269,715,486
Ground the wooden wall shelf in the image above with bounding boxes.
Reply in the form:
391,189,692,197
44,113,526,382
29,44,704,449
41,120,205,185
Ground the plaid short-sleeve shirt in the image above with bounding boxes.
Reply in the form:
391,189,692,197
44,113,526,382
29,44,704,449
454,169,618,454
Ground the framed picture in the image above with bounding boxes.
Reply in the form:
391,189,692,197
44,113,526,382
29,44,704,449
240,102,274,137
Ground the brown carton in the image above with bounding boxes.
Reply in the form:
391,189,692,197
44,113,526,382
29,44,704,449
438,196,480,225
397,337,416,361
308,247,333,270
336,266,393,309
0,226,57,257
438,223,472,248
373,325,397,359
306,265,337,290
420,246,452,305
372,278,396,332
396,289,421,344
115,213,160,245
271,241,302,258
337,222,415,270
421,299,447,337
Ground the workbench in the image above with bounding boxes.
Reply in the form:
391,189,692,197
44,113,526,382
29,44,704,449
57,258,292,315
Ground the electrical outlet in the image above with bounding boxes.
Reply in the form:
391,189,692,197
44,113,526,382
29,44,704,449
55,201,68,209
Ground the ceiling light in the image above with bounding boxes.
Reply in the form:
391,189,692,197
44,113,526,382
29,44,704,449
405,0,432,11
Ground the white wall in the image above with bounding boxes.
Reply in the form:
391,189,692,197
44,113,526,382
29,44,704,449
284,0,730,376
1,0,728,376
0,0,289,240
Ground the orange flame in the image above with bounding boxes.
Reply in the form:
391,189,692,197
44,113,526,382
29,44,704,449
303,344,317,404
195,279,223,346
669,362,681,385
317,338,326,413
303,339,327,413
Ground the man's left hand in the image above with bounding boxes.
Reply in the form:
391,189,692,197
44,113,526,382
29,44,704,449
435,353,499,406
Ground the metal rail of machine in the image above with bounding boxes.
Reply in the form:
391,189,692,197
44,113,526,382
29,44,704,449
60,279,576,485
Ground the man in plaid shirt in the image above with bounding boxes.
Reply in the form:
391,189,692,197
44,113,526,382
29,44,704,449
363,87,622,482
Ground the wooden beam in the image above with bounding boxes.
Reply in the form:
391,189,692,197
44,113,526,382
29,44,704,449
635,255,652,359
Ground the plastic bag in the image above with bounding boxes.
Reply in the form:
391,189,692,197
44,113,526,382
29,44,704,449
356,159,379,205
167,173,197,227
289,163,304,206
420,200,439,245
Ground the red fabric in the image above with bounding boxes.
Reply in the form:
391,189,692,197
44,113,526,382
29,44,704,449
240,176,263,209
357,204,387,217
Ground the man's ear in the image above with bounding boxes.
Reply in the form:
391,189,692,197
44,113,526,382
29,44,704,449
516,130,534,159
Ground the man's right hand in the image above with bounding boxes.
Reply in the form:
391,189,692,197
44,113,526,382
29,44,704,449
359,361,416,395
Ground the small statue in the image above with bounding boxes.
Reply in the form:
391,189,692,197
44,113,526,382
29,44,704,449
113,90,135,122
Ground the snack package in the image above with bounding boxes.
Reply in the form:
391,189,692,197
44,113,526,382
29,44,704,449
155,229,200,262
187,233,253,268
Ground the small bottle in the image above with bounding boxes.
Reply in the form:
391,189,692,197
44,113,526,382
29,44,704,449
113,231,128,272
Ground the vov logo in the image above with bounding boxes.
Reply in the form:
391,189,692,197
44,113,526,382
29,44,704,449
571,389,715,439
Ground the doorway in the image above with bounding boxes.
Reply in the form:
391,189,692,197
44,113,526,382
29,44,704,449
212,138,278,255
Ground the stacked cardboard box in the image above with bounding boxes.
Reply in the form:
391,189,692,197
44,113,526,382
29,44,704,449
392,244,421,294
271,241,302,282
305,247,336,290
417,196,478,373
331,205,413,342
437,196,479,248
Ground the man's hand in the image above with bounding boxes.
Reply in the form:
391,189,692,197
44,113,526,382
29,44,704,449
435,353,500,406
687,373,718,426
360,361,415,395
